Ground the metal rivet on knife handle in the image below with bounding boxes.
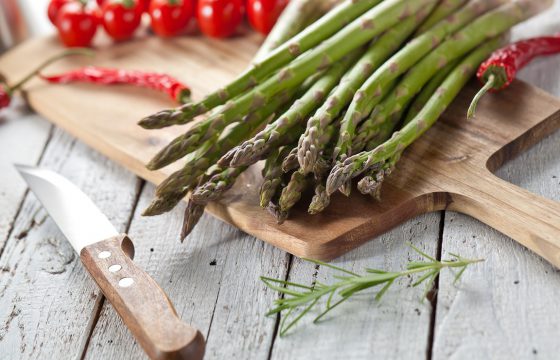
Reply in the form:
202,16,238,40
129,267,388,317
98,251,111,259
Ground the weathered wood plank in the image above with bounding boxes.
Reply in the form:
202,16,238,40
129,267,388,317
270,213,441,360
0,128,140,358
433,4,560,359
0,99,51,252
433,130,560,360
83,184,289,360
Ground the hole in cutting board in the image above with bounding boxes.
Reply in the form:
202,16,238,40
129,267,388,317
494,128,560,203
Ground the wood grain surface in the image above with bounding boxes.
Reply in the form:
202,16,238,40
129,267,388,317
1,33,559,264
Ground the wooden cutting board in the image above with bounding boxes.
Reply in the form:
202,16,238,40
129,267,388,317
2,35,560,266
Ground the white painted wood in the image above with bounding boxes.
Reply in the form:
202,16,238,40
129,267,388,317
0,128,140,358
270,213,441,360
83,184,289,360
433,130,560,360
433,3,560,359
0,98,51,251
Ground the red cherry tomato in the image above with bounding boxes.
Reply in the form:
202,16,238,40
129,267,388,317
55,2,98,47
139,0,151,12
47,0,73,25
96,0,105,6
101,0,143,41
197,0,245,38
149,0,194,37
247,0,288,35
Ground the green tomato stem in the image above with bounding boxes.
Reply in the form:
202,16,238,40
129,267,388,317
122,0,136,9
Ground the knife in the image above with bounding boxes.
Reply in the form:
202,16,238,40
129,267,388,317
15,164,205,360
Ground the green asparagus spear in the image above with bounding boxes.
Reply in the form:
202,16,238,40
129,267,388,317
141,0,438,168
332,0,508,164
306,155,333,214
326,37,506,195
284,144,333,178
281,147,299,173
350,78,400,153
267,202,289,224
223,121,302,168
357,57,454,151
145,109,280,216
356,153,400,198
146,86,293,171
155,110,277,198
280,140,335,217
279,170,311,214
142,188,190,216
181,33,291,236
415,0,468,35
145,0,442,177
296,4,440,175
138,0,383,129
179,166,247,238
260,146,293,208
222,48,363,168
181,199,206,240
403,58,462,125
309,183,331,215
350,0,549,162
253,0,338,62
146,0,439,173
191,166,247,204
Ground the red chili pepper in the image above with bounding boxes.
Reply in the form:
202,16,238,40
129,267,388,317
468,34,560,118
0,49,92,112
40,66,191,103
0,84,11,109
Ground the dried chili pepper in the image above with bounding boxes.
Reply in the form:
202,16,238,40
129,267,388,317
0,48,93,111
0,84,11,109
41,67,191,104
468,34,560,118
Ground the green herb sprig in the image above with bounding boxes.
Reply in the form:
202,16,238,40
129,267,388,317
261,244,483,336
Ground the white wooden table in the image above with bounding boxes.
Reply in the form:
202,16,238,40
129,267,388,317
1,3,560,359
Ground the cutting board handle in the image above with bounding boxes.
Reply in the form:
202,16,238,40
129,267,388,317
451,171,560,268
80,235,205,360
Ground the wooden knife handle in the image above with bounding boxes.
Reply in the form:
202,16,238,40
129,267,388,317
451,171,560,268
80,234,205,360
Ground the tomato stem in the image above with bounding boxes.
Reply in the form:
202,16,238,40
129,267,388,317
8,48,95,94
467,74,495,120
122,0,135,8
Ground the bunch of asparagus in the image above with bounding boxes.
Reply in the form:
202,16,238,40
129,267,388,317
139,0,552,238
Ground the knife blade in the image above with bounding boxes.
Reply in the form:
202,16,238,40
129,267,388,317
15,164,205,360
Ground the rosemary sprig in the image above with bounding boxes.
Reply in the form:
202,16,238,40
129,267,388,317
261,244,483,336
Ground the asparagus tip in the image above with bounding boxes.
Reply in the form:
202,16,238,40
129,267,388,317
309,185,330,215
181,200,206,240
338,180,352,197
357,176,378,196
142,199,165,217
267,202,288,224
326,164,350,195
